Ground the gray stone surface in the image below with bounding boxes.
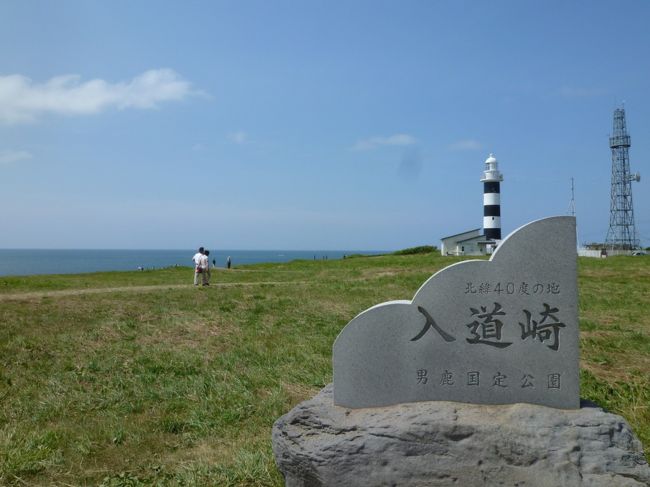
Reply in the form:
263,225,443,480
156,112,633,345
333,216,580,409
273,385,650,487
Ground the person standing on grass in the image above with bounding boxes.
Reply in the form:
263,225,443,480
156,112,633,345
192,247,205,286
204,250,211,286
199,250,209,286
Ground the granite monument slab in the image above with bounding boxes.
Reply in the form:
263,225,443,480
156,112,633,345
333,216,579,409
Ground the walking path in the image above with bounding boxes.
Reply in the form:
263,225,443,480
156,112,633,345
0,281,310,301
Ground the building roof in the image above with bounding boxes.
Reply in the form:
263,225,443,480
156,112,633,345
456,234,487,244
441,228,482,240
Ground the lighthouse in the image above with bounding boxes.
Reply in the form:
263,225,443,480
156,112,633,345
439,153,505,256
481,153,503,240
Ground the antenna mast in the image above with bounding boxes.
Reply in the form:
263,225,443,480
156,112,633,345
567,177,576,217
605,107,641,250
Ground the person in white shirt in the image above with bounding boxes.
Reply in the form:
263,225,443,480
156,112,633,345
192,247,205,286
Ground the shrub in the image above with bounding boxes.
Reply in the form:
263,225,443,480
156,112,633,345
393,245,437,256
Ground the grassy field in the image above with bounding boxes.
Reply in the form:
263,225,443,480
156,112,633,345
0,253,648,486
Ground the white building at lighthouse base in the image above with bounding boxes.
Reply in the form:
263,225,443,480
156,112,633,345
440,228,498,256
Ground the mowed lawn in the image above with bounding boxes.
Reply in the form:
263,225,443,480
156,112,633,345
0,253,648,485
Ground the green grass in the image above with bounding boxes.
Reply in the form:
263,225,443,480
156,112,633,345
0,253,648,485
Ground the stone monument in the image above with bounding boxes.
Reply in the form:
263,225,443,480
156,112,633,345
273,217,650,486
334,216,578,409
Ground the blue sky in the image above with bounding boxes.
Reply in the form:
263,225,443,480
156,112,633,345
0,1,648,249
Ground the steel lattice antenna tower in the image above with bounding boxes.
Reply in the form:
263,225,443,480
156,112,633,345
605,107,641,250
567,177,576,217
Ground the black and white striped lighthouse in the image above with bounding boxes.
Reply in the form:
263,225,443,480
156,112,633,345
481,153,503,240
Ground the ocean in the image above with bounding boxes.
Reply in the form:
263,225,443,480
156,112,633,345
0,249,387,277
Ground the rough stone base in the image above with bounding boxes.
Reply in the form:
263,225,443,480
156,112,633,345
272,384,650,487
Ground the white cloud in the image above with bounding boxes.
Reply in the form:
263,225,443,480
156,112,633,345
449,139,482,151
0,69,198,124
227,131,248,144
353,133,417,150
0,150,32,165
